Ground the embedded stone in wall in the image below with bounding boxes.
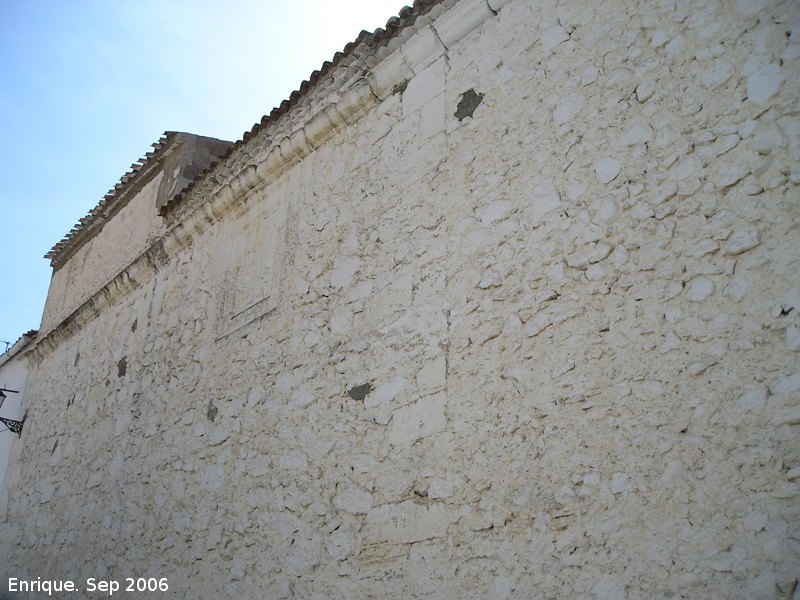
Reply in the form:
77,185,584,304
594,157,621,183
364,500,449,545
531,180,561,224
388,392,446,445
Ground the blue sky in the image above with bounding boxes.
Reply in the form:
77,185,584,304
0,0,403,346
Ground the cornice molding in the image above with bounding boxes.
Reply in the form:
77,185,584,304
30,241,169,362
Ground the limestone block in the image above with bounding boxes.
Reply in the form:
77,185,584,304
487,0,512,10
700,61,735,89
327,527,359,561
200,465,225,489
388,392,446,445
585,264,608,281
780,288,800,314
365,377,409,410
532,180,562,224
687,278,714,302
37,482,54,503
420,95,445,139
290,387,316,409
330,256,362,289
771,372,800,396
403,58,446,117
724,278,749,302
485,575,511,600
329,307,353,334
594,157,621,184
336,81,378,125
687,355,719,375
541,25,569,53
279,449,308,471
401,27,446,74
787,327,800,351
115,410,132,436
286,532,322,577
479,270,502,289
661,460,685,487
592,575,626,600
481,200,514,224
581,66,600,86
207,426,230,446
737,386,768,413
687,239,719,258
553,96,583,126
636,79,656,103
333,485,373,515
427,478,454,499
650,29,670,49
615,119,652,147
746,63,786,106
368,50,413,101
433,0,494,49
417,356,446,395
713,134,741,157
721,228,760,256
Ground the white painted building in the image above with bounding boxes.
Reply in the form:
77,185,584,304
0,331,35,517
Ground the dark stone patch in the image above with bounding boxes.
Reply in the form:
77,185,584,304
117,357,127,378
206,400,219,422
454,88,485,121
74,352,80,366
131,319,138,332
347,383,373,401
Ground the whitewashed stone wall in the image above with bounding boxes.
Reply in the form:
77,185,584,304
2,0,799,598
40,172,167,333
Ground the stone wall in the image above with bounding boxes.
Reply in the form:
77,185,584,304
2,0,799,598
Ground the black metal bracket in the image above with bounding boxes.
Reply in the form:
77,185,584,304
0,415,24,437
0,387,23,436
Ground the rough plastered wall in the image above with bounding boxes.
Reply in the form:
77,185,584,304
2,0,800,598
